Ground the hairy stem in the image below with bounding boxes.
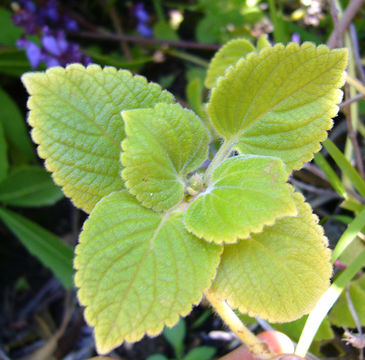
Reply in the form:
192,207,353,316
205,290,273,359
204,139,235,184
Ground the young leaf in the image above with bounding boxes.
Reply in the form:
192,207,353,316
0,123,8,182
185,155,296,244
121,103,209,211
184,346,216,360
22,64,174,213
329,274,365,327
257,34,271,50
163,318,186,359
0,166,63,207
207,43,347,173
205,38,255,89
210,191,332,322
74,191,222,354
0,207,74,288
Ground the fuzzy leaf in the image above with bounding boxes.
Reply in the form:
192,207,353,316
329,274,365,327
257,34,271,50
185,155,296,244
205,39,255,89
207,43,347,172
121,103,209,211
22,64,174,213
74,191,222,354
210,191,332,322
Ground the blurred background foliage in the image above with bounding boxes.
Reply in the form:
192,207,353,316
0,0,364,359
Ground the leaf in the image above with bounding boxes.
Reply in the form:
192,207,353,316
205,38,255,89
0,48,30,77
22,64,174,213
0,123,8,182
184,346,216,360
0,166,63,207
0,8,23,46
0,86,36,164
323,138,365,198
74,191,222,354
273,315,334,343
257,34,271,50
329,274,365,327
154,21,179,41
121,103,209,211
185,155,296,244
210,191,332,322
164,318,186,359
207,43,348,172
0,207,74,288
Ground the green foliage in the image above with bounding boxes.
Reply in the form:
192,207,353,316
121,103,209,211
329,274,365,328
22,64,174,213
211,191,332,322
207,43,347,173
22,41,347,354
0,207,74,288
0,86,36,164
185,155,296,243
0,166,63,207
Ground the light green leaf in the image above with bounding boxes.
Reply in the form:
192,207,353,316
0,86,36,164
207,43,348,172
185,155,296,244
22,64,174,213
329,274,365,327
0,206,74,288
0,166,63,207
74,191,222,354
210,191,332,322
257,34,271,50
0,123,8,182
122,103,209,211
205,38,255,89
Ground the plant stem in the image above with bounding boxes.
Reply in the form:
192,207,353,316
204,138,235,184
204,290,273,359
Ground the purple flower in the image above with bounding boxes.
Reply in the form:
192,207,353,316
137,23,153,37
291,33,301,44
16,38,41,68
135,3,149,23
42,29,68,56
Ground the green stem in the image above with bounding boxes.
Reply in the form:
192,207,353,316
204,290,273,359
164,48,209,67
295,249,365,357
204,139,235,184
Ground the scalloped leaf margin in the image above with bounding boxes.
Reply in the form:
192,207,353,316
74,190,222,354
22,64,174,213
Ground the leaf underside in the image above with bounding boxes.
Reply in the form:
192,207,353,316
22,64,174,213
74,191,222,354
207,42,347,172
211,191,332,322
185,155,297,244
121,103,209,211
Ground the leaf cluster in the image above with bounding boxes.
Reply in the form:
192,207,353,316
21,37,347,354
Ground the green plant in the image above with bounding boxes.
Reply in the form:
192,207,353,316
21,37,348,357
147,318,216,360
